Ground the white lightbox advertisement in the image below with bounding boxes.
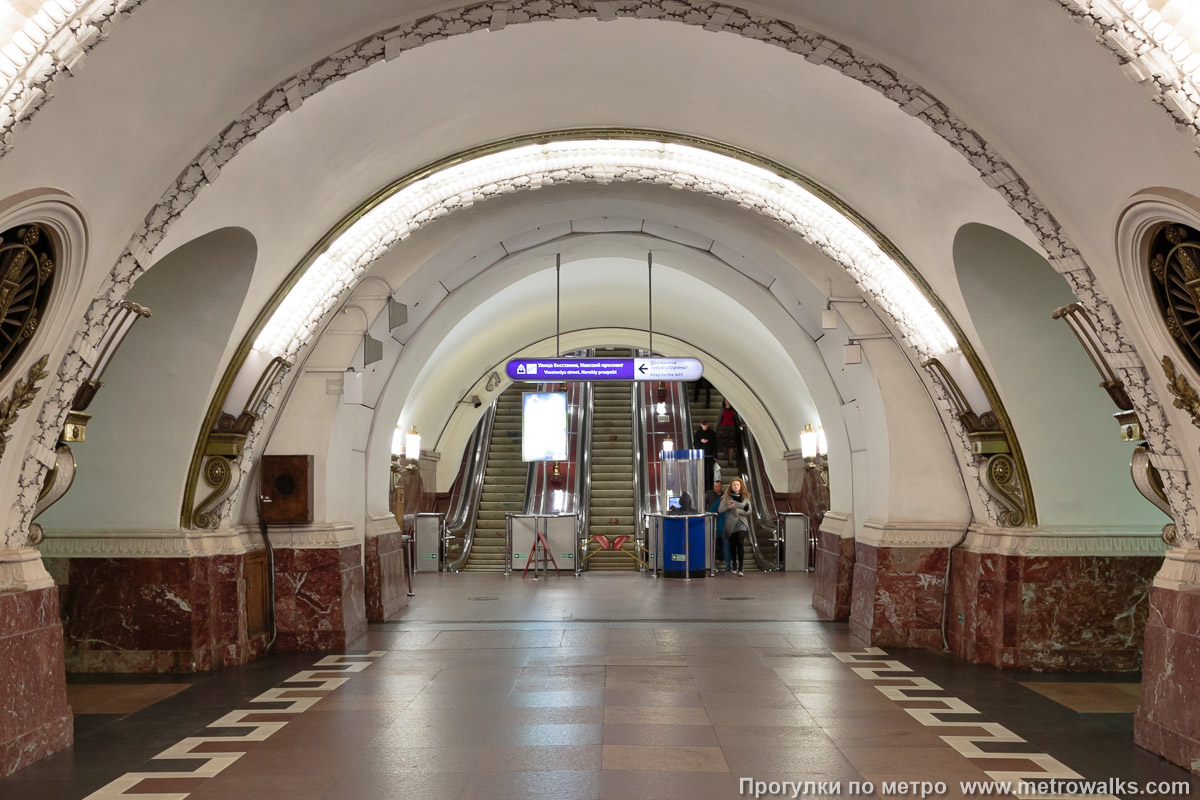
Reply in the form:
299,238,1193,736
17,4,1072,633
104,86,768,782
522,392,568,462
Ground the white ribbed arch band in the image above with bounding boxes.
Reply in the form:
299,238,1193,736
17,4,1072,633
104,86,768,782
254,139,958,359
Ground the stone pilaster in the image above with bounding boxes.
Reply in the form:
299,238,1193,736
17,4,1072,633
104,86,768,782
365,513,408,622
0,549,72,777
1136,547,1200,774
269,523,366,651
812,511,854,621
948,527,1163,671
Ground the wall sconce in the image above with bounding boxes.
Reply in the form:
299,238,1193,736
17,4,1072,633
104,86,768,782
391,424,405,456
1051,303,1140,440
662,437,674,453
63,300,153,442
800,424,818,460
404,425,421,462
655,401,668,423
800,423,829,486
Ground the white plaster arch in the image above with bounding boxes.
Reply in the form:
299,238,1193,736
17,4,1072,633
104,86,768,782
39,226,257,532
953,221,1167,530
1115,188,1200,544
6,1,1194,548
262,232,969,546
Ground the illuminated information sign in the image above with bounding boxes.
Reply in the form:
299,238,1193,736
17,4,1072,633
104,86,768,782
506,357,703,382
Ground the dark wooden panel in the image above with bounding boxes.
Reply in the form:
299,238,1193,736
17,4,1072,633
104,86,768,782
245,549,269,637
260,454,313,524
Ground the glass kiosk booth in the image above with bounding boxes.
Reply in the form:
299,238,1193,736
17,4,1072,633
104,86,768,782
648,449,713,579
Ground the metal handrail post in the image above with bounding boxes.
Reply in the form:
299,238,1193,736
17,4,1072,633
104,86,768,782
683,515,691,583
504,513,513,576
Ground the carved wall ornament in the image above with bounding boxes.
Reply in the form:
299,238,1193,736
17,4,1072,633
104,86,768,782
0,224,55,382
8,0,1192,546
0,353,48,464
981,453,1028,528
1149,223,1200,376
1161,355,1200,429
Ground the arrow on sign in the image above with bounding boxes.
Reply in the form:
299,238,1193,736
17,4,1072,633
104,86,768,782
638,363,648,374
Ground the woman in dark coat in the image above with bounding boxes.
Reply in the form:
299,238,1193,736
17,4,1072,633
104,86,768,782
720,477,752,575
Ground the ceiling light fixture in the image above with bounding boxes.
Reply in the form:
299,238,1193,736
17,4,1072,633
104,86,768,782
253,140,958,360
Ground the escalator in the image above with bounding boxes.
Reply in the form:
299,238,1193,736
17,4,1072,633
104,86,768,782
584,348,639,571
689,384,776,571
459,385,527,572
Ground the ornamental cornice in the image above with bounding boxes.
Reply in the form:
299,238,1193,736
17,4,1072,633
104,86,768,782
817,510,853,539
262,522,358,550
1055,0,1200,158
0,0,146,157
859,520,969,548
963,524,1168,558
36,527,255,558
366,513,400,538
1153,545,1200,589
0,546,53,591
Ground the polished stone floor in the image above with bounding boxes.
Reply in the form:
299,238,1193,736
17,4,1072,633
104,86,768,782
2,572,1197,800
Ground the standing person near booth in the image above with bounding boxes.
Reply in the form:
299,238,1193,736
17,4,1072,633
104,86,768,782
693,420,718,487
722,477,752,576
718,398,740,466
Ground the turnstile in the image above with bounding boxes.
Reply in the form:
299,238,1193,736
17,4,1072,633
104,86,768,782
413,512,445,572
779,512,811,572
505,513,580,576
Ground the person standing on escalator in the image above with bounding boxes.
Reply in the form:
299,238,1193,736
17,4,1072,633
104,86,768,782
693,420,717,487
722,477,752,576
718,398,741,467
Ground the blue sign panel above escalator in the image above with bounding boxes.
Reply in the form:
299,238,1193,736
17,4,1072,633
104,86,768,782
505,357,703,382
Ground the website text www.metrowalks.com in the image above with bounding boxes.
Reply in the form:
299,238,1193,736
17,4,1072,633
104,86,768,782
738,778,1193,798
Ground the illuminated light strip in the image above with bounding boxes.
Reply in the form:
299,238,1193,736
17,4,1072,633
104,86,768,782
254,139,959,360
831,648,1120,800
80,651,387,800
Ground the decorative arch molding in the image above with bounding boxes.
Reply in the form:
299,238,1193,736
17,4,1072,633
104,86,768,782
0,190,87,390
0,0,145,155
1116,188,1200,549
177,131,1026,534
1055,0,1200,156
6,0,1191,544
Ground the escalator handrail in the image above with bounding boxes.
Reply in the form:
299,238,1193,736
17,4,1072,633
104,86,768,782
577,377,594,556
631,379,647,549
738,425,779,571
445,400,498,572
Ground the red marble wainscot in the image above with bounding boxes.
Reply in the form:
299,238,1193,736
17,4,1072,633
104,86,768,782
812,529,853,621
274,544,367,651
949,551,1161,671
48,554,268,672
0,585,72,777
365,527,409,623
1136,586,1200,774
849,542,947,649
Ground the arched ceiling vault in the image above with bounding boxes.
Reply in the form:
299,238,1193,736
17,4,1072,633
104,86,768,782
191,131,1011,531
5,2,1200,544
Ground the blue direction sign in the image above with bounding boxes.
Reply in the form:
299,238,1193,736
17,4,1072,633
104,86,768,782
506,357,703,382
